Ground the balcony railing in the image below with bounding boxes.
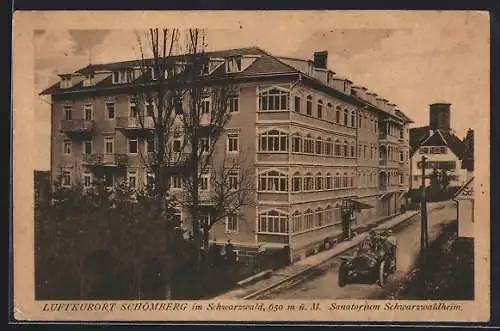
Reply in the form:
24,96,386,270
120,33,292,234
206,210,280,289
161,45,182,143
116,116,154,130
60,119,94,133
82,153,128,167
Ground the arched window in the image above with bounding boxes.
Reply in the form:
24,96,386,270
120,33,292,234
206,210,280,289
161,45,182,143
258,170,288,192
343,140,349,157
292,133,302,153
350,173,354,187
342,172,348,188
317,99,323,119
334,139,341,157
292,172,302,192
335,106,341,123
315,172,323,190
304,134,314,154
306,95,313,116
327,102,333,121
304,209,314,230
315,137,323,155
316,207,324,227
259,130,288,152
326,138,333,156
325,205,333,224
334,172,341,188
350,144,355,158
350,110,356,127
258,210,288,234
292,211,303,233
343,109,348,126
259,88,289,111
326,172,333,189
334,204,341,223
304,172,314,191
358,113,362,128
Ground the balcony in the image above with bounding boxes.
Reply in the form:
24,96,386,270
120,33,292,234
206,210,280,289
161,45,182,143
82,153,128,167
60,119,94,136
116,116,154,133
378,132,399,144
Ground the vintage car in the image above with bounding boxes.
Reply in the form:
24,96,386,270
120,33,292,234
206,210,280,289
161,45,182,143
338,232,397,287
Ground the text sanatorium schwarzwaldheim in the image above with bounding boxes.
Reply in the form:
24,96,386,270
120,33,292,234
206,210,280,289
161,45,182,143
41,301,463,313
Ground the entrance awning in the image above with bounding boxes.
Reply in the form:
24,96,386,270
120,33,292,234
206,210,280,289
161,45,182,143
378,192,394,200
344,198,374,210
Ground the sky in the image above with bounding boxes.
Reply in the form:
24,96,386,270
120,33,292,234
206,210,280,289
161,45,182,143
33,12,489,171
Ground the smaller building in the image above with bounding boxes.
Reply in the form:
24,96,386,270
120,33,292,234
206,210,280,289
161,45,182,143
453,176,474,238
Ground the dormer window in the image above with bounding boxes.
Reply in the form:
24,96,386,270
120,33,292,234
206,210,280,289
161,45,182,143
226,56,242,73
150,67,157,80
200,61,210,76
112,70,136,84
83,73,95,87
60,75,72,89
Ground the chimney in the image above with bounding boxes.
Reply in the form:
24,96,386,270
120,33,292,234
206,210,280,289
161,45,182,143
429,102,451,131
313,51,328,69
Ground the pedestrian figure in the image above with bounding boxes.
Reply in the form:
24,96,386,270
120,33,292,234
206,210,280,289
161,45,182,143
225,240,235,265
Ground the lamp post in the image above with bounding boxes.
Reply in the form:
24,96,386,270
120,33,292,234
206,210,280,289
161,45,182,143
420,156,429,253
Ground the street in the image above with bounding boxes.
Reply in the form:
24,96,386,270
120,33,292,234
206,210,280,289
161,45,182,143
261,202,457,299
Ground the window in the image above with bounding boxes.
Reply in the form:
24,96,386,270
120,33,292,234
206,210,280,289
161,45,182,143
327,103,333,120
228,95,239,113
60,76,72,89
292,134,302,153
259,130,288,152
317,100,323,119
62,171,71,187
112,70,134,84
200,137,210,154
171,175,182,190
306,96,312,116
145,172,156,188
334,140,341,157
226,214,238,232
83,140,92,155
146,100,155,117
292,211,303,233
129,98,139,117
399,174,404,185
335,107,340,123
146,137,157,153
128,139,138,154
64,105,72,120
83,172,92,188
84,104,93,120
128,171,137,190
400,151,404,162
334,173,341,188
83,74,94,87
304,209,314,230
112,71,120,84
292,172,302,192
258,210,288,234
316,208,324,227
439,147,447,154
227,56,242,73
315,138,323,155
294,96,301,113
315,173,323,190
258,170,288,192
200,174,210,191
304,173,314,191
228,172,239,190
175,97,183,115
259,88,289,111
326,139,333,155
227,134,239,153
325,205,334,224
326,173,333,189
105,102,115,119
173,139,182,153
420,147,428,154
350,111,356,127
342,172,348,188
200,97,210,115
63,140,72,155
344,141,349,158
351,145,355,158
104,137,114,154
304,135,314,154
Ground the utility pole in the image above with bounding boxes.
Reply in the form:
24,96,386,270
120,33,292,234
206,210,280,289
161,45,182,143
420,156,429,253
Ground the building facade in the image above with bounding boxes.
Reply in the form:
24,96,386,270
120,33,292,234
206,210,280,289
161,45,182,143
409,103,468,192
41,47,413,262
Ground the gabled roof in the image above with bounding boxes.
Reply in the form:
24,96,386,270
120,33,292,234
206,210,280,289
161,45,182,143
409,126,466,158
